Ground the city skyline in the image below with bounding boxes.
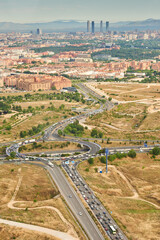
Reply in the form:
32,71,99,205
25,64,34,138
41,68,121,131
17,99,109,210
0,0,160,23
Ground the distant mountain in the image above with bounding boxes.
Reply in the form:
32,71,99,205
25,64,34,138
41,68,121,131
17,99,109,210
0,19,160,33
110,18,160,31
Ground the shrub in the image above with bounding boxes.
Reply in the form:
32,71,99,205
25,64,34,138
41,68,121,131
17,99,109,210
88,158,94,165
6,125,12,131
99,156,106,164
150,147,160,156
128,149,136,158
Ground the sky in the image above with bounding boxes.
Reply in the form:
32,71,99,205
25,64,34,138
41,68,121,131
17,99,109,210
0,0,159,23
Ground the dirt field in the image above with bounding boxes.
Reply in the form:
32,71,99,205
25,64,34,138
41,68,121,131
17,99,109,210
78,153,160,240
0,164,84,240
0,224,60,240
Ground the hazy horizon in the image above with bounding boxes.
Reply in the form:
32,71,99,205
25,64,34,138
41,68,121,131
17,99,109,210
0,0,159,23
0,18,159,24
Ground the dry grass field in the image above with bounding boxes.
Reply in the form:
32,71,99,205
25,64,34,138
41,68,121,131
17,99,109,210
90,82,160,103
0,110,62,143
78,153,160,240
0,164,84,240
0,224,60,240
14,100,84,110
85,102,160,140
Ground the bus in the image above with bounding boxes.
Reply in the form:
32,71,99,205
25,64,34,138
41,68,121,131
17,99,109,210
109,225,116,235
48,161,54,168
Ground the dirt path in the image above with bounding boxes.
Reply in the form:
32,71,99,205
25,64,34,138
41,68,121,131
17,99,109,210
101,122,122,131
0,218,77,240
109,165,139,198
109,165,160,209
3,168,79,240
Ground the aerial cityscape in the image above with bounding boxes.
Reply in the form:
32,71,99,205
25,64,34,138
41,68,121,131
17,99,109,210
0,1,160,240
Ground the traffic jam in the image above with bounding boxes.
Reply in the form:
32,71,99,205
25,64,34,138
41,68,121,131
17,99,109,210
62,161,125,240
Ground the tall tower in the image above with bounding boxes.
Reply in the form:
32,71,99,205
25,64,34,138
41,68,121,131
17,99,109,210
106,21,109,32
91,21,95,34
37,28,42,35
87,20,90,32
100,20,103,33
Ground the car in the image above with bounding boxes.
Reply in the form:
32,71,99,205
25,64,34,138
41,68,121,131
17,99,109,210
69,195,72,198
79,212,83,216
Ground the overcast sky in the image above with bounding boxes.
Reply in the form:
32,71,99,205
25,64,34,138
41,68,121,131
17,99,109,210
0,0,159,23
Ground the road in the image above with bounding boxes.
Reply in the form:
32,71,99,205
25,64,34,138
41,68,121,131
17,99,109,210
47,164,104,240
62,162,128,240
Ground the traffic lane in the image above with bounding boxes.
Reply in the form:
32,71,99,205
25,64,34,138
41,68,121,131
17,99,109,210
64,164,128,240
48,166,104,240
47,165,104,240
73,168,128,240
51,135,101,155
25,149,86,156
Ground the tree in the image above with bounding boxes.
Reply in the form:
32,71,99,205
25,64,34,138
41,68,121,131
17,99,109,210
128,149,136,158
10,152,16,158
58,129,63,136
99,156,106,164
51,86,56,90
91,129,98,138
99,132,103,138
151,147,160,156
5,125,12,131
88,158,94,165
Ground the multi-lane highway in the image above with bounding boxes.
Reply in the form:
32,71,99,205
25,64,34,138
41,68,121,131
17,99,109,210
47,164,104,240
62,161,128,240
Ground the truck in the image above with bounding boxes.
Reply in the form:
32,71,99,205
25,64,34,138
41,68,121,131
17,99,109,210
29,139,36,143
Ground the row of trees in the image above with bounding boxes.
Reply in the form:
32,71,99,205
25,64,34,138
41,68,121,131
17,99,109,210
0,92,85,105
20,122,49,138
87,150,137,165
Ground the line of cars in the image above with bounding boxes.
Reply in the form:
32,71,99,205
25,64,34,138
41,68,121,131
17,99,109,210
62,161,127,240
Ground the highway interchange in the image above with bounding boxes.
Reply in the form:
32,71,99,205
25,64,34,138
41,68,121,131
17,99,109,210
4,83,159,240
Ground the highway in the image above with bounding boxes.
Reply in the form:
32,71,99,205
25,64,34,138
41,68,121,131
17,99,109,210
62,161,128,240
47,164,104,240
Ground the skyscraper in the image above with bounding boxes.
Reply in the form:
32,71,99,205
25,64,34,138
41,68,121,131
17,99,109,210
37,28,42,35
92,21,95,34
106,21,109,32
87,20,90,32
100,21,103,33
